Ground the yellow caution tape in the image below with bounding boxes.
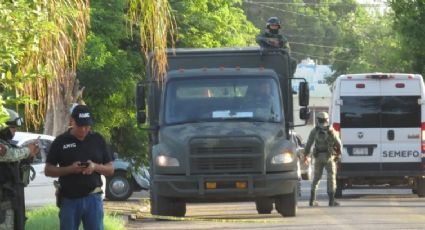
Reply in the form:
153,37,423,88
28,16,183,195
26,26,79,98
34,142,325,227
133,213,288,224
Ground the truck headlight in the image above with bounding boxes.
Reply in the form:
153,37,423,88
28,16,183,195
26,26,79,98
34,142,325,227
156,155,180,167
271,151,294,164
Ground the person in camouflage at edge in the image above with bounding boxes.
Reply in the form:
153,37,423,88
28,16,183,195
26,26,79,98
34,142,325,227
303,112,342,207
0,109,38,230
256,17,290,51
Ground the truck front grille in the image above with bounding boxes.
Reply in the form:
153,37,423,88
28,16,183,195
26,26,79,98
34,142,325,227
189,136,263,174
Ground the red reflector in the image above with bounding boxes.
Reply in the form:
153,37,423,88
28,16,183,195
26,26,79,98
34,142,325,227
356,83,365,88
395,83,405,88
333,123,340,132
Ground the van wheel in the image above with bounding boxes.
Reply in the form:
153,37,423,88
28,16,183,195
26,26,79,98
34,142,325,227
335,179,343,198
275,187,297,217
105,171,133,201
417,178,425,198
255,198,273,214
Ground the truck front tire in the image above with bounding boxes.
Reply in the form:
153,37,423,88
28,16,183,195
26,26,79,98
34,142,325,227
275,187,297,217
150,190,186,218
255,198,274,214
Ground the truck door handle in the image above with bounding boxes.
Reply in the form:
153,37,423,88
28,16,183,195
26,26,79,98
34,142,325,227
387,130,394,141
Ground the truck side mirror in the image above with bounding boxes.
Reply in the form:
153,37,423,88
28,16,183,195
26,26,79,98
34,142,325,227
136,83,146,124
299,107,311,120
298,82,310,106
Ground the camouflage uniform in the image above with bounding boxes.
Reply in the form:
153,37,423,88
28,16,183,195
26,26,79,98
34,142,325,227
256,31,289,50
256,17,295,76
256,17,290,51
304,122,341,207
0,108,32,229
0,140,31,230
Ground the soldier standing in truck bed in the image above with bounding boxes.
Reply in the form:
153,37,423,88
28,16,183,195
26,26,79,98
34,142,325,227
256,17,290,51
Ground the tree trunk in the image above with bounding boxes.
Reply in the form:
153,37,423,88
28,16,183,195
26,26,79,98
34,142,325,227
44,70,84,136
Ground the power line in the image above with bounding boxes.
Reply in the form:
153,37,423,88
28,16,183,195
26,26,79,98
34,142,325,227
245,0,320,18
291,51,355,64
290,41,350,51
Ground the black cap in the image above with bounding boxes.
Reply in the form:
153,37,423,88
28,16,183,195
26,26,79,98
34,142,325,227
71,105,93,126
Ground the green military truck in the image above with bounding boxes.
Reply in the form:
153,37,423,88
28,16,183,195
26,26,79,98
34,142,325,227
136,47,310,217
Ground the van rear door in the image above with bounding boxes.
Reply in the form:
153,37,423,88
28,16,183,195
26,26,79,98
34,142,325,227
339,79,381,171
379,79,422,171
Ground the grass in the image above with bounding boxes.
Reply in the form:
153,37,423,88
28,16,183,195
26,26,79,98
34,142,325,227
25,205,126,230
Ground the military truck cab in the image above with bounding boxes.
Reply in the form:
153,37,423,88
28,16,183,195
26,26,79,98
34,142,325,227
330,73,425,197
136,48,310,217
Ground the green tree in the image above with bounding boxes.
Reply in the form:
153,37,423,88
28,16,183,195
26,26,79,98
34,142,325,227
171,0,259,47
77,0,147,163
329,2,415,82
389,0,425,75
0,0,90,133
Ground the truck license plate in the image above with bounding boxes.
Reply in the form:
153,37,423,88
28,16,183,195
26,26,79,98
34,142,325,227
353,147,368,156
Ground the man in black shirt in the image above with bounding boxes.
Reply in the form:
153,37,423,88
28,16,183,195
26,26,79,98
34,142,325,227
45,104,114,230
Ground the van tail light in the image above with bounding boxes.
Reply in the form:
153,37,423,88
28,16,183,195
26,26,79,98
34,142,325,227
333,123,341,137
395,83,405,88
421,123,425,153
356,83,365,88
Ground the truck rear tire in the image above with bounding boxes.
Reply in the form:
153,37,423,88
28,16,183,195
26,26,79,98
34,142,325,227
275,187,297,217
150,190,186,218
255,198,273,214
417,178,425,198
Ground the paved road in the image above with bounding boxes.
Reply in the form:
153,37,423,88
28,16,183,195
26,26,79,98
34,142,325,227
26,173,425,229
124,179,425,230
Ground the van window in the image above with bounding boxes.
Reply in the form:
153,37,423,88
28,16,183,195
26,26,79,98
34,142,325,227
340,96,420,128
340,96,380,128
381,96,420,127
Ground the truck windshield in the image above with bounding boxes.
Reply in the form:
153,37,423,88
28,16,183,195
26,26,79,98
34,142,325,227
164,77,283,125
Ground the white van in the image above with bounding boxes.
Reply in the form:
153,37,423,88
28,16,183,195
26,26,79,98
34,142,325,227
329,73,425,197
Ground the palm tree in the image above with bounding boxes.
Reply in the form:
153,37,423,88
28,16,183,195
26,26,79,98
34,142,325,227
128,0,175,81
10,0,173,135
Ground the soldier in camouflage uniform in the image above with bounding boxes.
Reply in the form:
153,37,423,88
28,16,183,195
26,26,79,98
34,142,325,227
0,109,38,230
303,112,341,207
256,17,297,76
256,17,290,50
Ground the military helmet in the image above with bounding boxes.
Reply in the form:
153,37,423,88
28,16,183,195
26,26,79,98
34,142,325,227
266,17,281,29
5,108,23,127
316,112,329,124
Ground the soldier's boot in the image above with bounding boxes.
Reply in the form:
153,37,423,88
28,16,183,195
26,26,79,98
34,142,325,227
309,191,319,207
328,193,340,207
